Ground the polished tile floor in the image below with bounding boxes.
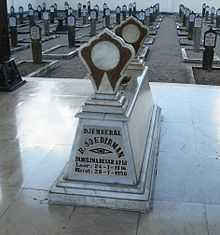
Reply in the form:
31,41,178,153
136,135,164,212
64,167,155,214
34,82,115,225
0,78,220,235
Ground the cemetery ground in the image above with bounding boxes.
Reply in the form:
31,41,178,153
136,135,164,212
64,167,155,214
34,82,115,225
2,14,220,235
14,15,220,84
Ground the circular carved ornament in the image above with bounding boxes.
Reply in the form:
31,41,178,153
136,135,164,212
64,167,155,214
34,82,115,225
121,24,141,44
91,41,120,71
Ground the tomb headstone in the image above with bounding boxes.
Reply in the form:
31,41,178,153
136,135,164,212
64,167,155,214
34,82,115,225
133,2,136,16
54,3,58,18
30,24,42,64
42,2,47,12
116,6,121,25
37,5,42,20
216,9,220,28
211,7,215,24
28,7,35,28
205,5,210,21
49,28,161,212
43,11,50,36
182,8,186,27
87,1,91,16
122,5,127,21
9,14,17,48
179,4,184,18
139,10,145,24
94,5,99,20
64,2,69,24
150,7,154,24
10,6,15,15
82,5,87,25
145,8,150,26
0,0,25,91
90,9,97,36
128,3,133,16
67,15,76,47
202,3,206,17
203,27,217,70
56,12,67,32
78,3,82,18
193,15,202,52
18,6,24,24
103,3,108,18
115,16,148,55
105,8,111,28
188,12,195,40
50,5,55,24
28,3,32,10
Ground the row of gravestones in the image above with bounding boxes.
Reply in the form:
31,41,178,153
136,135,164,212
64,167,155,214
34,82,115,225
179,4,220,29
179,4,219,71
202,3,220,25
29,2,160,64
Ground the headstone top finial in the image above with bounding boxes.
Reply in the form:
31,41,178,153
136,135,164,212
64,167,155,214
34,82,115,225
79,29,135,94
114,16,148,53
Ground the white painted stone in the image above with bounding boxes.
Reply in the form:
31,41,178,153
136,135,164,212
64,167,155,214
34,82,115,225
91,41,120,71
122,24,141,44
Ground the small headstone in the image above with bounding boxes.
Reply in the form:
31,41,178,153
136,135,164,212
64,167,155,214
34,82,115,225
122,5,127,21
87,1,91,16
203,28,217,70
64,2,69,24
103,3,108,18
116,6,121,25
128,3,133,16
37,5,42,20
82,5,87,25
145,8,150,26
9,15,18,48
30,25,42,64
90,9,97,36
216,9,220,28
94,5,99,20
67,15,76,47
54,3,58,18
50,5,55,24
42,2,47,12
188,12,195,40
28,3,33,10
105,8,111,28
193,15,202,52
211,7,215,24
139,10,145,24
78,3,82,18
133,2,136,16
150,7,154,24
43,11,50,36
202,3,206,18
28,7,35,28
205,5,210,21
18,6,24,24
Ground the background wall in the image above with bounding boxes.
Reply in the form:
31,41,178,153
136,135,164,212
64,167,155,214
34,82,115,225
6,0,220,13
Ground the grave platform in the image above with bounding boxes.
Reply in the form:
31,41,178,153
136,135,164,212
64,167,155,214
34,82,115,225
177,30,188,37
17,60,59,77
188,65,220,85
181,47,220,64
11,44,29,53
0,78,220,234
178,37,203,47
42,45,79,60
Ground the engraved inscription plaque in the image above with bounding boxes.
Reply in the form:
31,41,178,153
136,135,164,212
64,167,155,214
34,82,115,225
73,126,129,181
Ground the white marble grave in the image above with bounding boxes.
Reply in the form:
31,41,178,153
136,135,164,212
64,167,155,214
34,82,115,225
49,29,161,212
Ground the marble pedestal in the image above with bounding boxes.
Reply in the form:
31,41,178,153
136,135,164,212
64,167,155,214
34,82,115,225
49,67,161,212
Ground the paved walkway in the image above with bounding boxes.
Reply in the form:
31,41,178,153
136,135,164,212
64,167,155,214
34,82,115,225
148,15,191,83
